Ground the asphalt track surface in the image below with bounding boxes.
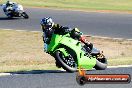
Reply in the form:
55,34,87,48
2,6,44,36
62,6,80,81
0,8,132,39
0,8,132,88
0,67,132,88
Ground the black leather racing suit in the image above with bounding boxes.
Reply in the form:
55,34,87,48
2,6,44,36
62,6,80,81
42,24,71,44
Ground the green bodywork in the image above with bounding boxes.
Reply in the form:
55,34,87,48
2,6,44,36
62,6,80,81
47,33,96,70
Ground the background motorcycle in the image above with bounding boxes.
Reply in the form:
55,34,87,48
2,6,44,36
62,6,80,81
1,4,29,19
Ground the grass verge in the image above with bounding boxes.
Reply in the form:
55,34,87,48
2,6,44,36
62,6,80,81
0,29,132,73
1,0,132,13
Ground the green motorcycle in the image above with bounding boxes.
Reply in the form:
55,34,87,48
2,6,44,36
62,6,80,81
44,33,107,72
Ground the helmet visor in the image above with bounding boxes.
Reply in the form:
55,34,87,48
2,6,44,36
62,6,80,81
41,24,52,31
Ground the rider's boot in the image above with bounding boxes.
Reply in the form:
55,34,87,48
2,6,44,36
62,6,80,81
84,42,93,53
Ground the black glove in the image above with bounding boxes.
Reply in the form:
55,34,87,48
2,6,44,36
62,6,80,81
60,26,71,34
85,42,93,50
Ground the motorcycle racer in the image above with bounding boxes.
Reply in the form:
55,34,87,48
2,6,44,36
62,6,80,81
3,1,16,11
40,17,108,70
2,0,24,17
6,0,16,7
40,17,93,53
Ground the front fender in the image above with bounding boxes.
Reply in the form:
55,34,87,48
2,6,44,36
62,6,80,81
59,38,96,70
54,48,69,57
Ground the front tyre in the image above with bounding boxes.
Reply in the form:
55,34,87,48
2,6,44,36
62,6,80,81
94,57,107,70
55,50,77,72
21,12,29,19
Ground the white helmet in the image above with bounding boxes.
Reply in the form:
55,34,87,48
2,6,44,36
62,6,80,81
6,0,13,5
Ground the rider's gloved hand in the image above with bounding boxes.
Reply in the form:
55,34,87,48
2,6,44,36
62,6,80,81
60,26,71,34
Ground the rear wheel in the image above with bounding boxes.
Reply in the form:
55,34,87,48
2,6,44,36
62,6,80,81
21,12,29,19
7,16,13,19
7,13,13,18
55,50,77,72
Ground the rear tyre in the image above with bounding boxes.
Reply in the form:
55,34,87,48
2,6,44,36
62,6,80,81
7,14,13,19
21,12,29,19
55,50,77,72
7,16,13,19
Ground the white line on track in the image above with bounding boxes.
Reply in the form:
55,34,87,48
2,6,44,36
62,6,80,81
108,65,132,68
84,35,132,41
1,28,41,32
1,28,132,40
0,73,11,77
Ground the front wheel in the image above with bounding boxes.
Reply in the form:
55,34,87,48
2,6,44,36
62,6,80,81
55,50,77,72
7,15,13,19
6,13,13,18
94,56,107,70
21,12,29,19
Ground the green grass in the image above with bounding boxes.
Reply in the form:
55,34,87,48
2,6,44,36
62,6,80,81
108,57,132,66
1,0,132,11
0,30,57,73
0,29,132,73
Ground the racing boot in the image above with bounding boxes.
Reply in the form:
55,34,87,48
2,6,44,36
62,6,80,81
84,42,93,53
